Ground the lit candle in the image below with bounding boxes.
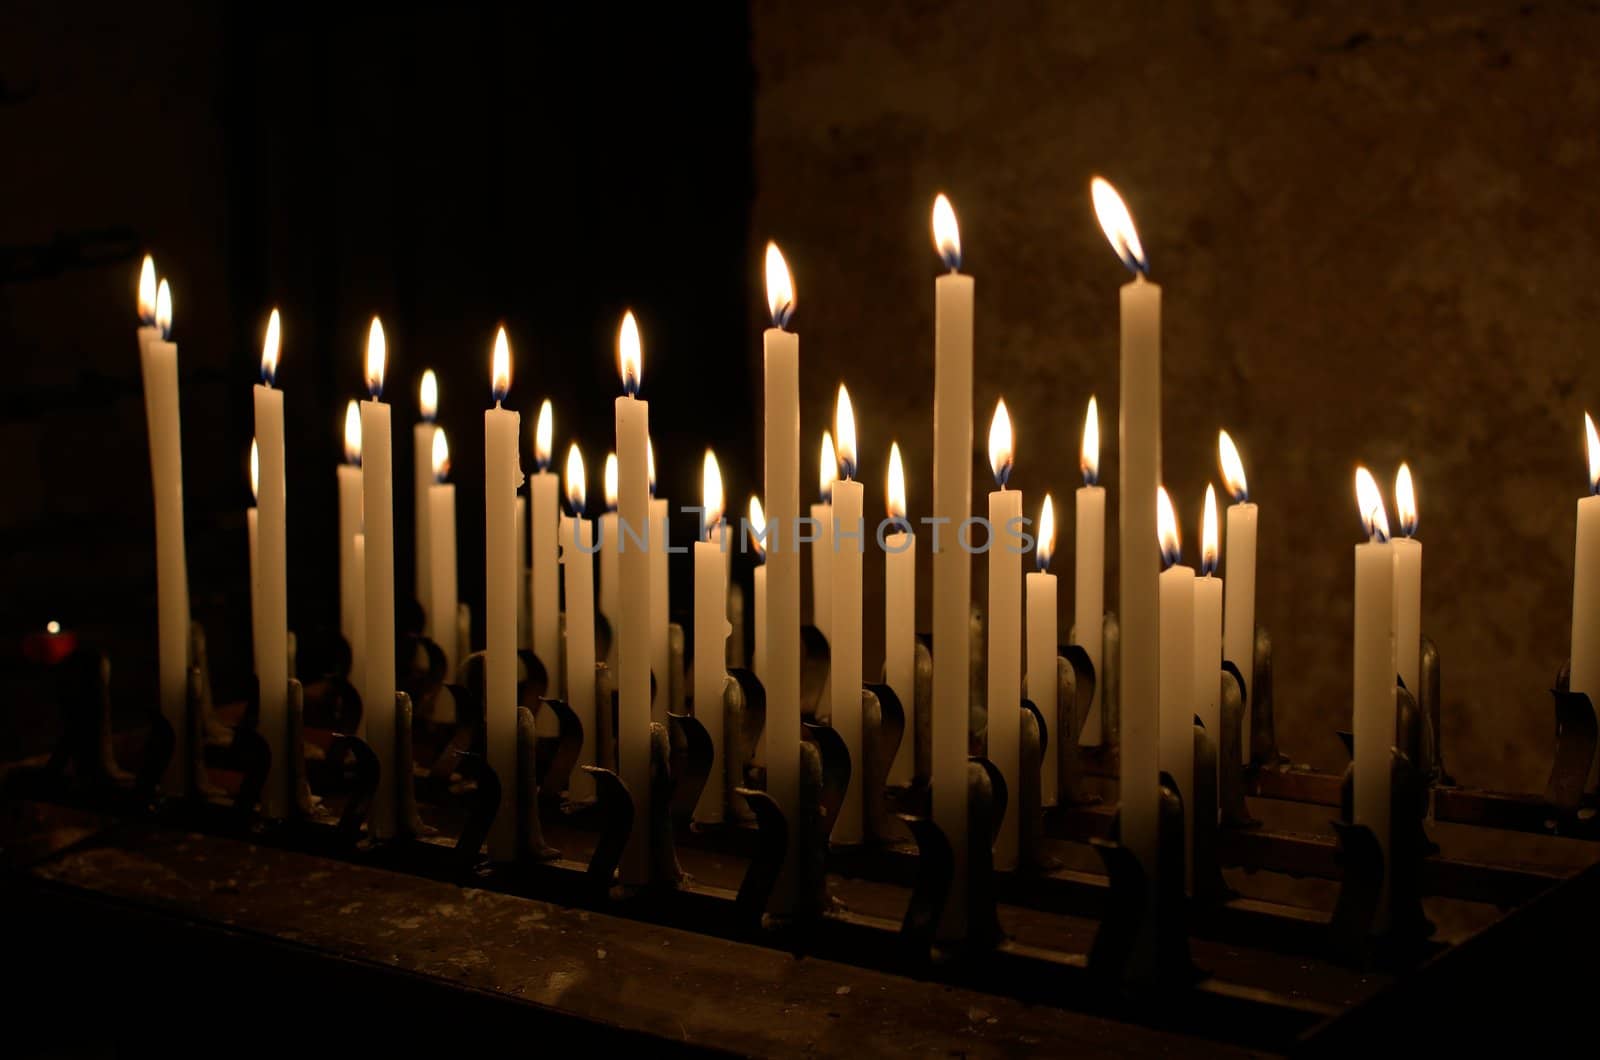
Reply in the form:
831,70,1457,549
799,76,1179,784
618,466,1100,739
648,437,671,718
600,452,620,670
884,443,916,785
428,429,458,682
361,318,399,838
485,327,523,857
1572,417,1600,781
1074,397,1106,752
831,386,865,843
1092,176,1161,902
1392,463,1422,698
339,400,366,707
1353,466,1396,919
138,267,192,792
1218,429,1257,761
985,399,1022,869
1156,487,1195,888
694,450,731,824
253,310,289,817
811,431,835,643
763,243,802,906
930,193,973,937
615,311,653,883
531,400,561,687
561,443,597,801
1193,485,1224,799
1026,495,1058,799
749,496,769,685
415,370,438,630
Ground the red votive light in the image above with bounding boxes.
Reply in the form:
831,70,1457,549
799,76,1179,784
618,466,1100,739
22,621,77,666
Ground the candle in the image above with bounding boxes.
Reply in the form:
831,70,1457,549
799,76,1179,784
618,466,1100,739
763,243,802,907
1156,487,1195,888
139,269,192,793
415,370,438,631
884,443,916,785
360,319,399,839
648,438,671,718
615,311,653,883
1092,176,1161,904
985,399,1022,869
830,386,866,843
1353,468,1396,921
600,453,620,670
339,401,366,704
930,194,973,936
1074,397,1106,751
1218,429,1258,761
1194,485,1224,801
1572,416,1600,785
562,443,597,801
253,310,289,817
1392,463,1422,698
749,495,769,684
1026,495,1057,805
531,400,561,688
428,429,458,682
811,431,836,644
517,496,529,652
486,327,523,857
694,450,731,823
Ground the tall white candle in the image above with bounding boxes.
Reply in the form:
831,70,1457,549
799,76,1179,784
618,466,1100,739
830,387,865,843
1219,430,1257,761
694,450,731,823
648,439,671,719
884,443,916,785
1392,463,1423,698
1353,467,1396,919
600,453,620,670
531,400,561,688
485,328,523,857
811,431,835,643
139,269,192,793
1156,488,1195,889
615,312,653,884
253,310,289,817
428,429,458,682
930,195,973,937
1074,398,1106,751
985,399,1022,870
415,370,438,631
1194,485,1224,800
1026,495,1058,801
1573,416,1600,788
749,496,769,685
561,443,597,801
516,496,529,652
361,318,398,839
339,401,366,704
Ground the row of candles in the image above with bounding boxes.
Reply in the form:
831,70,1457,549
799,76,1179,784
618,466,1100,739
134,179,1598,943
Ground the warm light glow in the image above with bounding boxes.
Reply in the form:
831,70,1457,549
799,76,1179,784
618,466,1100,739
366,317,387,398
988,398,1014,488
431,427,450,481
887,442,907,521
261,308,281,386
1156,486,1181,568
419,369,438,421
138,255,157,323
703,449,725,532
748,496,767,561
1201,483,1220,575
490,326,511,404
1218,430,1248,503
819,431,836,503
1355,466,1391,543
155,279,173,338
1037,494,1056,573
249,439,259,502
1395,463,1417,537
343,400,362,465
835,385,857,480
604,452,619,512
1080,396,1100,486
1090,176,1148,274
931,193,961,271
765,242,794,329
534,399,553,470
618,310,642,395
566,443,586,514
1587,413,1600,495
647,437,657,497
46,620,62,635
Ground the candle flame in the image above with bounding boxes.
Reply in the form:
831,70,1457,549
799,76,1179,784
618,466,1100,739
618,310,642,396
365,317,387,398
1218,429,1248,502
1080,396,1100,485
1587,413,1600,495
249,438,259,503
703,449,724,532
566,443,586,515
155,279,173,339
835,384,858,480
138,255,157,323
748,495,767,561
1037,494,1056,573
765,242,795,329
46,620,61,635
419,369,438,421
261,308,281,386
534,398,553,470
1090,176,1148,275
1355,466,1390,543
490,326,511,404
1201,483,1220,575
819,431,836,503
432,427,450,481
887,441,907,521
1395,462,1417,537
988,398,1014,488
343,400,362,465
1156,485,1181,568
647,437,657,497
931,193,961,271
604,452,619,512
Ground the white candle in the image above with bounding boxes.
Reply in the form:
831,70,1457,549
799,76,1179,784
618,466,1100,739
516,495,529,652
361,319,398,838
428,429,458,682
749,496,769,685
1573,416,1600,786
763,244,802,907
562,443,597,801
695,450,731,823
1392,463,1423,698
1194,485,1224,799
1219,429,1258,761
1092,177,1161,899
415,370,438,631
930,195,973,937
253,311,289,817
1353,467,1396,919
811,431,835,643
648,439,671,719
600,453,620,670
1074,397,1106,750
985,399,1022,870
486,328,523,858
531,400,561,688
616,312,653,884
830,387,866,843
1156,487,1195,889
139,269,192,793
884,443,916,786
1026,495,1057,804
339,401,366,704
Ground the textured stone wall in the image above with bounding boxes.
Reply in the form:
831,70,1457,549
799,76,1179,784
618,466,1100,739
751,1,1600,790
